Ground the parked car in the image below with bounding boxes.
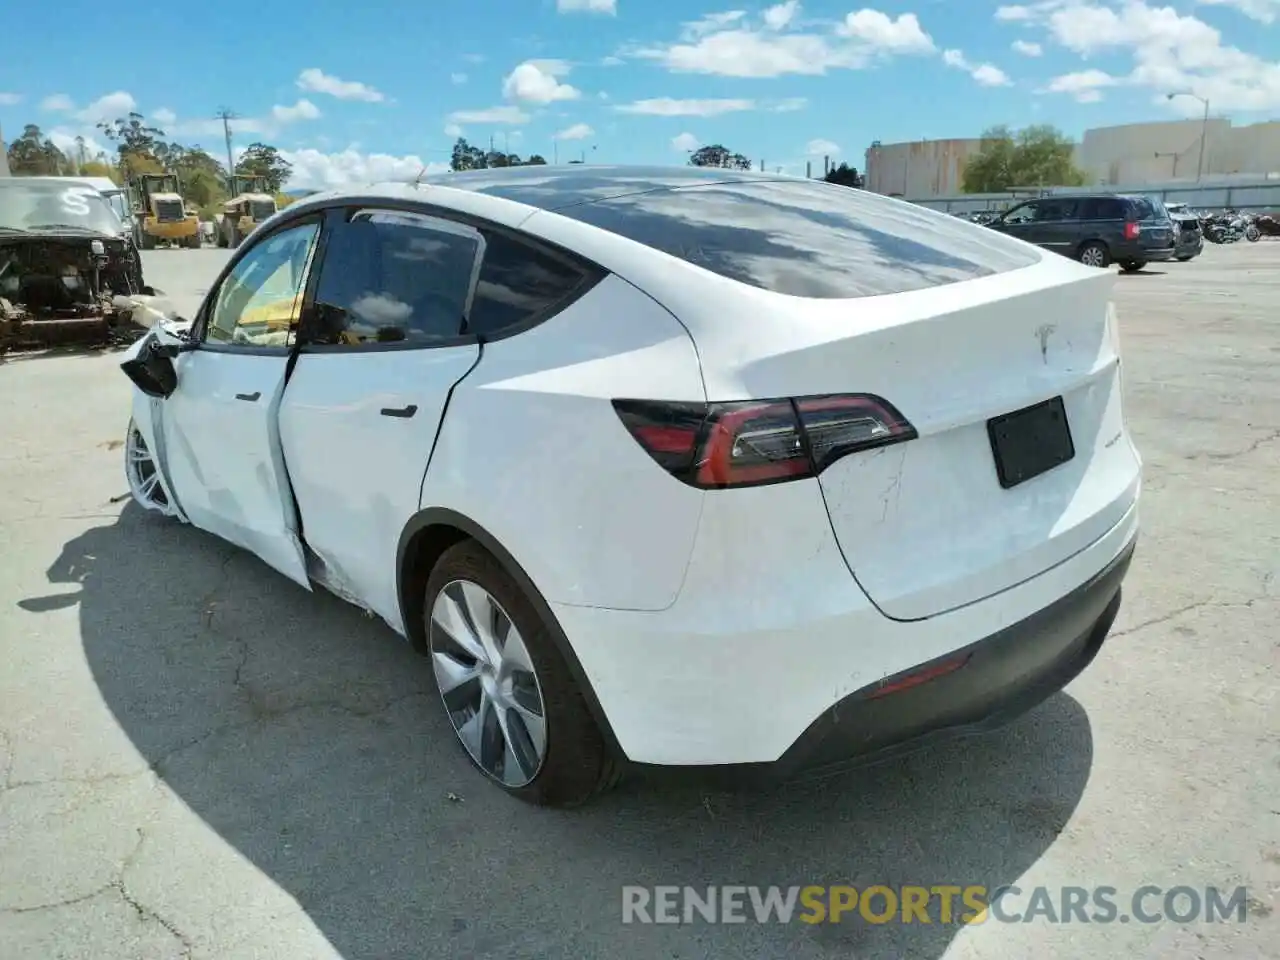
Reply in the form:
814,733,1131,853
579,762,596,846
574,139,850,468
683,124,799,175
1164,202,1204,261
986,193,1176,272
118,167,1141,806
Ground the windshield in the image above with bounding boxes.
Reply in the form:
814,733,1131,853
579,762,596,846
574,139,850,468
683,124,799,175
0,182,124,234
250,200,277,220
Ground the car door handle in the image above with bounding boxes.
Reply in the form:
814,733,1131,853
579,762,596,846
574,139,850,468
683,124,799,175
380,404,418,418
235,391,261,402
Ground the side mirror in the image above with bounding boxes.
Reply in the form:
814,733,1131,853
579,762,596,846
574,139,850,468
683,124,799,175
121,337,179,398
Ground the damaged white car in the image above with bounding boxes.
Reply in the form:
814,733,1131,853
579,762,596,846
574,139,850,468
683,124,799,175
120,167,1141,806
1,178,149,350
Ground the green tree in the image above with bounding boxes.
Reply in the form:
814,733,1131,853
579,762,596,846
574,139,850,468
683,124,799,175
6,124,68,175
962,125,1087,193
688,144,751,170
823,162,864,188
97,112,166,179
450,137,487,171
236,142,292,191
525,154,547,165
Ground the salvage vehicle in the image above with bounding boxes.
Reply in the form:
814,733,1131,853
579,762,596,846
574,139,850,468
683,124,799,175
0,178,151,351
1163,202,1204,262
119,167,1141,806
129,174,201,250
217,176,278,249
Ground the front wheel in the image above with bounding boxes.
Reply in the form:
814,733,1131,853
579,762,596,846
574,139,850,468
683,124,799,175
1245,225,1260,242
1078,242,1109,268
424,540,620,806
124,418,171,513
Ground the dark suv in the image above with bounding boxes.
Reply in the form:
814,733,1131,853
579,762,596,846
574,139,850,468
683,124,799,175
986,193,1176,273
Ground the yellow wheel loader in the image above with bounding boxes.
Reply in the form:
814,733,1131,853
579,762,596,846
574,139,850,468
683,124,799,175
217,176,278,249
129,174,201,250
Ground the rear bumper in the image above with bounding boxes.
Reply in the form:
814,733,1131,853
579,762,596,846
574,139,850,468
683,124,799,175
553,482,1140,769
762,539,1131,783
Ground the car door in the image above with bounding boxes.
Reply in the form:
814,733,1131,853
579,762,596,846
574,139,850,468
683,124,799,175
159,217,322,588
1031,197,1082,254
276,206,485,629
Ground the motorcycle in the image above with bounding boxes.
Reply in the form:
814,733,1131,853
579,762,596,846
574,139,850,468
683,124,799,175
1244,213,1280,242
1201,212,1248,244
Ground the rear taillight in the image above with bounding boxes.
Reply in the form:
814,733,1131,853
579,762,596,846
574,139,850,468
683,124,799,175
613,394,917,489
1123,222,1140,240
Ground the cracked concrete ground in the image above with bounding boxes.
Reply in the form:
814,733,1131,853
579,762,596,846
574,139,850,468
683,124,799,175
1,244,1276,960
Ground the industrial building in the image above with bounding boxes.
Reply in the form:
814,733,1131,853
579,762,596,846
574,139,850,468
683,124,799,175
866,118,1280,199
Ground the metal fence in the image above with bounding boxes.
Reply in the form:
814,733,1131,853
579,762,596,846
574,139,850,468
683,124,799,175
907,179,1280,215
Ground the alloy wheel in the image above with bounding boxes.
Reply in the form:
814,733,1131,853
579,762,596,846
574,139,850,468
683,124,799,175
1080,246,1105,268
124,421,169,510
429,580,548,788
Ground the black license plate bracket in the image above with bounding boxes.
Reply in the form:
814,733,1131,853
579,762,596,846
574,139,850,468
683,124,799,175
987,396,1075,489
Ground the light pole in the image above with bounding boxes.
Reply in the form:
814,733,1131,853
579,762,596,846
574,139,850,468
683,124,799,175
1167,91,1209,182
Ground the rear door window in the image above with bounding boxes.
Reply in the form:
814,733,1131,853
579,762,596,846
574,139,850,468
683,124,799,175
467,232,595,337
1078,198,1127,221
1128,197,1161,221
554,179,1040,300
1034,198,1079,221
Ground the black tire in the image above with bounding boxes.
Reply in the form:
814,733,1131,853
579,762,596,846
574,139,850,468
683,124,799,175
1176,255,1195,262
139,232,156,251
423,540,621,807
1078,241,1109,268
1119,260,1146,273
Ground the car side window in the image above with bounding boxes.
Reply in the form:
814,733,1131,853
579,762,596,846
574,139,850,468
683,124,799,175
1081,198,1125,220
205,221,320,348
1034,199,1077,221
1003,202,1038,224
306,211,483,347
467,232,591,337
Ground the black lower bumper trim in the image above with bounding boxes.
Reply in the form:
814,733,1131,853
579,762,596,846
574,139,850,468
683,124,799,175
633,539,1135,789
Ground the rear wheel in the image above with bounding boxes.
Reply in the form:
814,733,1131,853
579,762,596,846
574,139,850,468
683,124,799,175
1119,260,1146,273
425,540,620,806
1175,255,1195,262
1078,242,1109,268
1245,225,1260,242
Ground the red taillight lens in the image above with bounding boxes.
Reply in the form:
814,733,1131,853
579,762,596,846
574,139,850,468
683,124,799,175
1123,222,1140,240
612,394,917,489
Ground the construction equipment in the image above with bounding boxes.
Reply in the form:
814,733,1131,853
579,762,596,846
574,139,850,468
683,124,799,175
129,174,201,250
217,175,278,249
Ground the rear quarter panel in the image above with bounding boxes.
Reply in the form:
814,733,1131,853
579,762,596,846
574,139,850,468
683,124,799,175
419,274,707,611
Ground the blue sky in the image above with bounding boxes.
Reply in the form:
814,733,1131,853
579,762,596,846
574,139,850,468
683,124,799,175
2,0,1277,188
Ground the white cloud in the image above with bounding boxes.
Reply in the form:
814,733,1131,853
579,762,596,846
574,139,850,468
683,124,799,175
671,132,699,152
1009,0,1280,112
835,11,935,52
769,97,808,111
805,138,840,156
1197,0,1280,23
280,147,449,190
1044,68,1120,103
600,55,626,66
995,5,1036,20
554,122,594,140
557,0,616,13
40,93,74,112
0,92,21,106
47,128,113,161
76,91,137,123
447,105,531,124
614,97,755,116
502,61,581,104
296,68,385,102
942,48,1013,86
1012,39,1043,56
763,0,800,30
271,99,322,123
451,72,468,84
444,122,464,137
631,7,935,77
152,107,177,126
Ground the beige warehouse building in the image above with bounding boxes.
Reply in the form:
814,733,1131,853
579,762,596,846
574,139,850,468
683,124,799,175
866,119,1280,198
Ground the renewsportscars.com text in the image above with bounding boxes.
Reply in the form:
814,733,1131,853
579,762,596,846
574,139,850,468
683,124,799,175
621,885,1252,925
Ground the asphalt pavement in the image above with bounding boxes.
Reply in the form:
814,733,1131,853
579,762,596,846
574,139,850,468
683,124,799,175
0,242,1276,960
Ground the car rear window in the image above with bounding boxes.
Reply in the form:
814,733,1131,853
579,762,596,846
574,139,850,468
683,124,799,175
553,179,1041,299
1129,197,1163,220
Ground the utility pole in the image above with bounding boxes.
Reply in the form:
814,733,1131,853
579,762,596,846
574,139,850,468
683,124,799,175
215,108,238,189
806,160,812,179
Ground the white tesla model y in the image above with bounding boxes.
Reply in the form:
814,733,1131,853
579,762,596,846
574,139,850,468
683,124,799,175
120,167,1141,806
